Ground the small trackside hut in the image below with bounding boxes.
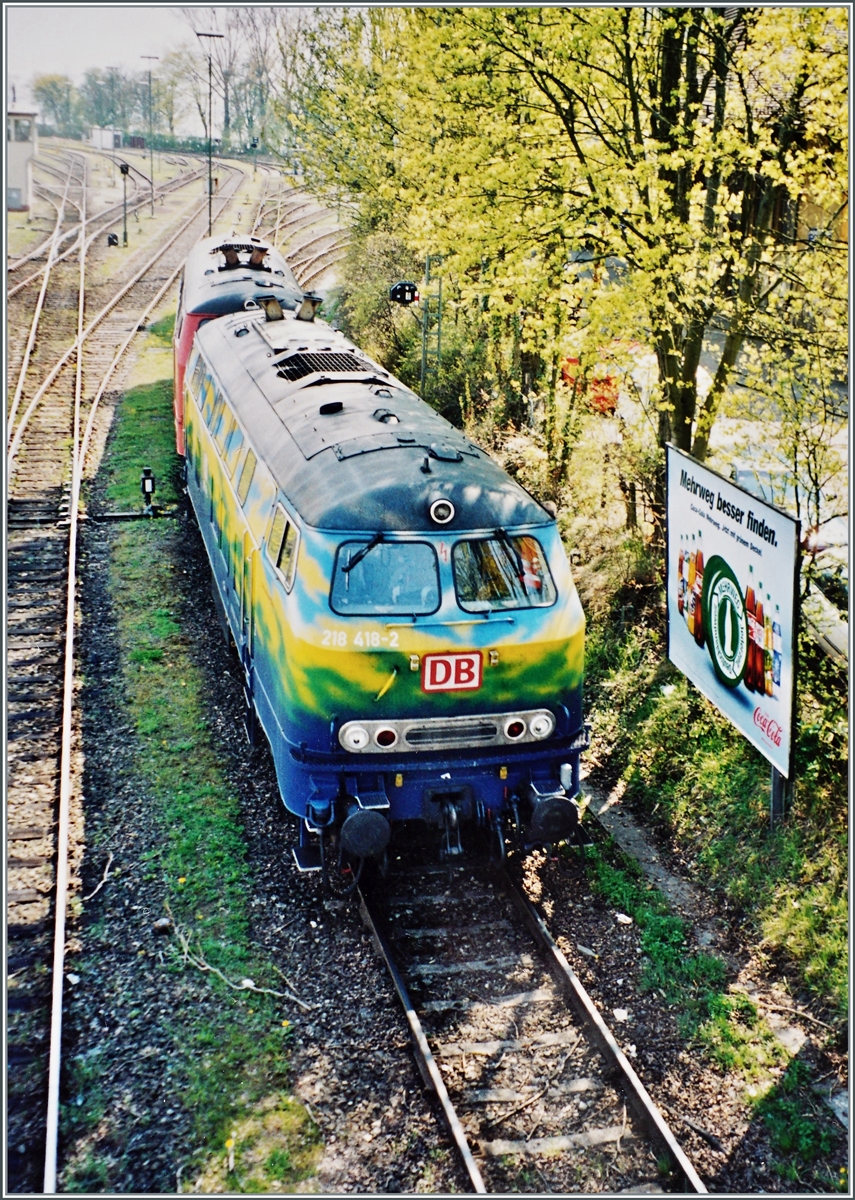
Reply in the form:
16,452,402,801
177,250,588,882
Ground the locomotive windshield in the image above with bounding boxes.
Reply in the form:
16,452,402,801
331,541,440,615
453,534,556,611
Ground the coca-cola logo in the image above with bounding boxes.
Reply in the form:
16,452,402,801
754,707,782,747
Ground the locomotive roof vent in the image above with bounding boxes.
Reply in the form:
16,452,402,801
295,294,323,322
257,296,285,322
429,441,464,462
276,351,366,381
319,400,343,415
373,408,399,423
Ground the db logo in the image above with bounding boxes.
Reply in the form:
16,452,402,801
422,652,482,692
754,707,782,747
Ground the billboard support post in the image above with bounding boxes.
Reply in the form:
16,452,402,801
770,766,791,829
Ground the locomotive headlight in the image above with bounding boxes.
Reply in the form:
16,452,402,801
504,718,527,740
429,498,455,525
341,724,370,751
529,712,555,740
375,727,398,748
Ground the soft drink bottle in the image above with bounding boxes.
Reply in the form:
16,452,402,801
744,566,757,691
764,594,774,696
677,537,685,616
772,605,782,693
693,532,705,648
687,536,697,635
755,586,765,695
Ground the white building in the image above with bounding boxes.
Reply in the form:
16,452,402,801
88,126,123,151
7,111,38,211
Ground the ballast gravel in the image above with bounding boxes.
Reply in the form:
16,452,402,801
61,501,846,1193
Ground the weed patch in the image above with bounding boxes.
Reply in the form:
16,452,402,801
752,1060,840,1183
584,578,847,1017
191,1097,322,1193
581,829,831,1074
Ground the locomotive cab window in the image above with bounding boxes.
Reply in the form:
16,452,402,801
453,534,556,611
331,541,440,616
266,504,299,590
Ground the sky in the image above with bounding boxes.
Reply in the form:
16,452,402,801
6,4,208,104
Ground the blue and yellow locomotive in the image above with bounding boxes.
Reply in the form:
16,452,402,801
178,254,587,877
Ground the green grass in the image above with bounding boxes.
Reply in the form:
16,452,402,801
583,578,848,1019
61,318,321,1191
584,840,774,1056
580,836,844,1185
95,313,181,513
752,1060,841,1185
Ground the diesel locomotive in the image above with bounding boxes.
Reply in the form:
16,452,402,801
174,236,587,878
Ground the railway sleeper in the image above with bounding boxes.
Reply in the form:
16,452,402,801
361,862,705,1193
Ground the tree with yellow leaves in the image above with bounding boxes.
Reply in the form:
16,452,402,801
282,6,847,501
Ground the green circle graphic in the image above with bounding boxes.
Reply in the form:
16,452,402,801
701,555,748,688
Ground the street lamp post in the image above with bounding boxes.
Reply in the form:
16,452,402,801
106,66,120,182
195,30,224,237
141,55,158,215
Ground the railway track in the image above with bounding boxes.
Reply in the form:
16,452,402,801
252,180,351,290
358,856,706,1194
6,157,247,1194
9,152,207,299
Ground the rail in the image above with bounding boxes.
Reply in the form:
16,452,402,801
356,857,707,1194
7,155,246,1193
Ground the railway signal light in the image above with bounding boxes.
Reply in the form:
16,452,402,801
390,281,419,305
119,161,130,246
107,233,118,246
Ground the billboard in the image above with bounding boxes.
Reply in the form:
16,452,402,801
666,445,800,776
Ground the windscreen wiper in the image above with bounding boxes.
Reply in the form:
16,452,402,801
496,527,525,579
342,531,384,573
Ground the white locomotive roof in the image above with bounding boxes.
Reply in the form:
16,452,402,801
194,308,551,533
